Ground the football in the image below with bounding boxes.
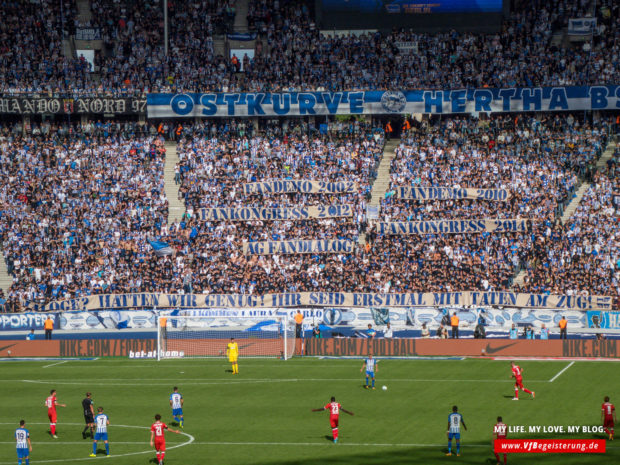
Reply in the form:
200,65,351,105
382,385,387,391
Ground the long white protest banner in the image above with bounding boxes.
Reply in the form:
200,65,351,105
242,239,355,255
35,291,613,312
200,205,353,221
243,180,358,194
396,187,510,201
379,219,529,235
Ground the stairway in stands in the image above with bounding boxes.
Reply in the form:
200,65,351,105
359,139,399,245
512,138,617,288
163,141,186,225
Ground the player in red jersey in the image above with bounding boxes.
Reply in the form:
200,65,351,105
510,362,534,400
44,389,66,438
312,396,354,443
150,414,180,465
493,416,508,465
602,396,616,440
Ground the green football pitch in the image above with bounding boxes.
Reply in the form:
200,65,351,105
0,357,618,465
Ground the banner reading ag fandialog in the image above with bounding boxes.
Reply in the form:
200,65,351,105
200,205,352,221
243,239,355,255
380,219,529,234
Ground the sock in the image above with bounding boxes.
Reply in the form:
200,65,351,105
371,378,375,388
514,387,519,399
333,427,338,440
180,418,184,427
456,441,460,454
93,442,97,455
604,427,610,435
25,459,29,465
83,426,89,434
448,440,452,453
523,388,533,395
174,416,178,422
503,453,507,464
235,363,239,373
18,459,22,465
160,452,165,462
365,376,369,386
105,443,109,455
495,452,500,462
51,424,56,435
156,452,161,462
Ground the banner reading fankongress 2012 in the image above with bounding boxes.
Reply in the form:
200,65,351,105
200,205,352,221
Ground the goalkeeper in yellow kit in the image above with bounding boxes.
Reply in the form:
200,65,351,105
226,338,239,374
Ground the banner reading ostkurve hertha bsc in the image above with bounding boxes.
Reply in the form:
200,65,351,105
35,291,613,312
146,86,620,118
379,219,529,234
200,205,352,221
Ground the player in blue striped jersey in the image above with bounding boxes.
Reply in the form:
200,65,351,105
90,407,110,457
360,354,378,389
15,420,32,465
170,387,184,428
446,405,467,456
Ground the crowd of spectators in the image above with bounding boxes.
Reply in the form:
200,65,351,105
518,158,619,297
0,0,618,94
0,113,616,310
0,121,167,311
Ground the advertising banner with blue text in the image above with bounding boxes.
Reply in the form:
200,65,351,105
379,219,529,234
243,180,357,194
147,86,620,118
242,239,355,255
33,291,613,312
395,187,510,201
199,205,352,221
586,311,620,329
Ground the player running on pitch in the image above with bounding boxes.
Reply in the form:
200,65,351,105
226,337,239,375
45,389,66,438
510,362,534,400
15,420,32,465
493,416,508,465
312,396,354,443
446,405,467,456
360,353,378,389
90,407,110,457
170,387,184,428
602,396,616,440
150,414,181,465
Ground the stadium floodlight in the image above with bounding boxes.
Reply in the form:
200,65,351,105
157,313,295,361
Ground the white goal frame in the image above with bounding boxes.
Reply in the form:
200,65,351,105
156,313,294,361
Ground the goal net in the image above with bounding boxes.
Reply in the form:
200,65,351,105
157,314,295,361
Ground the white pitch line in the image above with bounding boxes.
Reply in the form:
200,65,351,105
549,361,575,383
0,422,194,465
42,361,68,369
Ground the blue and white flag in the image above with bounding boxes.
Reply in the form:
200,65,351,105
148,239,174,256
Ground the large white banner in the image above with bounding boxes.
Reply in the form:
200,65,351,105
379,219,529,234
243,180,358,194
199,205,352,221
396,187,510,201
242,239,355,255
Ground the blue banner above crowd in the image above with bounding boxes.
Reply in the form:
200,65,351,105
33,291,613,312
396,187,510,201
379,219,529,235
146,86,620,118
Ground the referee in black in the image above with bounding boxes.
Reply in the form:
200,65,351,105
82,392,95,439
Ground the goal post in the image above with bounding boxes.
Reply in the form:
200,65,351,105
157,313,295,361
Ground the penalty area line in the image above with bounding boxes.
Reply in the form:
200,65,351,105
42,360,68,369
549,361,575,383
